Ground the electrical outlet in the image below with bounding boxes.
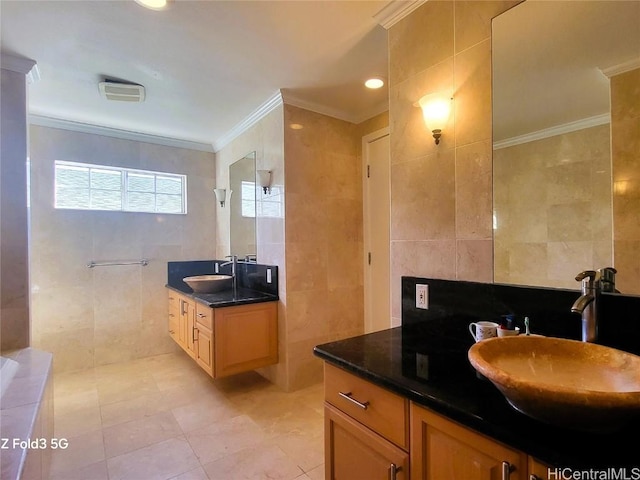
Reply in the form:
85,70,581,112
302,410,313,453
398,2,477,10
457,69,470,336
214,263,219,273
266,268,272,284
416,284,429,309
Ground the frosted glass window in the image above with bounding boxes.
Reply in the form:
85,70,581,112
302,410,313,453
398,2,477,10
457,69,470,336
54,161,186,214
241,180,257,218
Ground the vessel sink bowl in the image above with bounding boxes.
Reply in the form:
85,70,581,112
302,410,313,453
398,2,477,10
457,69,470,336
183,275,232,293
468,336,640,431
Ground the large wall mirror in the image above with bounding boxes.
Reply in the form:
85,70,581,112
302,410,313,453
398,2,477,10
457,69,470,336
492,1,640,294
229,152,257,260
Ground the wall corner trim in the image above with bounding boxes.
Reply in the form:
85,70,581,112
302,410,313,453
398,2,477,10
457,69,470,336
213,90,284,153
373,0,427,30
1,53,39,83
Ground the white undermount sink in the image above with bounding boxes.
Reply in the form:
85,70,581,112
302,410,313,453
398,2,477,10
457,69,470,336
183,274,232,293
468,336,640,431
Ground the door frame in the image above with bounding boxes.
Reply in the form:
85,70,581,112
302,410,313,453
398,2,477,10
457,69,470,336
362,127,390,333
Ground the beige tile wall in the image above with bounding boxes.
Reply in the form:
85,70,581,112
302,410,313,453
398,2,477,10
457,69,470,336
29,126,216,372
612,67,640,295
216,104,385,391
1,68,30,352
493,124,613,289
284,104,364,390
214,105,287,388
388,0,518,322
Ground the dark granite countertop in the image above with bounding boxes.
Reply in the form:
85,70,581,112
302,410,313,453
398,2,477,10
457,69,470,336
313,322,640,469
166,284,278,308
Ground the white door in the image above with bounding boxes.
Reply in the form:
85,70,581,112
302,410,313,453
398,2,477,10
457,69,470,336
363,128,390,333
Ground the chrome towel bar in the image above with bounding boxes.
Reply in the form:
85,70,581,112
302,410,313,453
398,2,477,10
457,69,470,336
87,259,149,268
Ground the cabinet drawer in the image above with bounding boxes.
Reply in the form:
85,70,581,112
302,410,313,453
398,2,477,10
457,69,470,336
324,363,408,449
195,303,213,330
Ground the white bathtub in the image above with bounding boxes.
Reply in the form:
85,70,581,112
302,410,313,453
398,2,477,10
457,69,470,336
0,356,19,399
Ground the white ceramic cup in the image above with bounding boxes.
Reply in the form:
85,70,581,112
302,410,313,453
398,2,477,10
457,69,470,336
468,321,499,342
497,326,520,337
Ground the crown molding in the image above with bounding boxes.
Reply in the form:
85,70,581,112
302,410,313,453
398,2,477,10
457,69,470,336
373,0,427,29
493,114,610,150
601,57,640,78
213,91,283,152
1,53,40,83
281,90,357,123
29,115,214,152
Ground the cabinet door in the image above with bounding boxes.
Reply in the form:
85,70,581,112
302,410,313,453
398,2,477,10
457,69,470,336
410,403,526,480
213,302,278,378
168,291,180,343
177,295,196,358
528,458,551,480
326,403,409,480
195,324,214,377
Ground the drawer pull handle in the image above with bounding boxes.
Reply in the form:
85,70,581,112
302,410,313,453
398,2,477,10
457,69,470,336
197,313,206,318
502,461,514,480
389,463,401,480
338,391,369,410
530,476,542,480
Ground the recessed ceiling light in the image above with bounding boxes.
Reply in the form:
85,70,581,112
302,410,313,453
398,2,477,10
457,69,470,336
134,0,170,11
364,77,385,89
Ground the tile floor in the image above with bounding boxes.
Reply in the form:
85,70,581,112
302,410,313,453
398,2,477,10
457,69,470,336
50,352,325,480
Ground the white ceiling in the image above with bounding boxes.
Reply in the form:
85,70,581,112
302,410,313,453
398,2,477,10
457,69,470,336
1,0,394,152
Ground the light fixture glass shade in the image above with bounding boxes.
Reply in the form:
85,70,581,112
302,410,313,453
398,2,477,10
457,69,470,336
364,77,385,89
418,93,452,133
257,170,272,194
134,0,169,10
214,188,227,207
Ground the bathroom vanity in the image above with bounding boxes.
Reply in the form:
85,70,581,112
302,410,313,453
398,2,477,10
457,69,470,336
167,289,277,378
314,277,640,479
166,260,279,378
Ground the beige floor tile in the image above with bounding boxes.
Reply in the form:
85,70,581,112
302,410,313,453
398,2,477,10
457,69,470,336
172,397,241,433
202,443,303,480
99,384,200,428
54,405,103,438
103,410,184,458
49,460,109,480
96,374,160,406
305,463,325,480
54,388,100,416
53,369,98,397
106,436,199,480
273,431,324,473
186,414,266,465
50,430,105,477
169,466,210,480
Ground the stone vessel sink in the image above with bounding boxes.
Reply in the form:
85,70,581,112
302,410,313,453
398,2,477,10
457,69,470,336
183,275,232,293
468,336,640,431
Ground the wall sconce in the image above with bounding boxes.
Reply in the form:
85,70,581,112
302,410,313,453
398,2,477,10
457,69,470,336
257,170,272,195
213,188,230,207
417,93,452,145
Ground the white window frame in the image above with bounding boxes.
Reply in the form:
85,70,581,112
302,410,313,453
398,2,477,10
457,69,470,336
54,160,187,214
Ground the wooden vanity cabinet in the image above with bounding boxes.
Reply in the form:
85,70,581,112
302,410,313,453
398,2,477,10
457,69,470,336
322,362,551,480
167,288,278,378
324,363,409,480
410,403,527,480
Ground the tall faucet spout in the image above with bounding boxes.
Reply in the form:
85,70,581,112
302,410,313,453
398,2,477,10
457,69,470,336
570,294,594,314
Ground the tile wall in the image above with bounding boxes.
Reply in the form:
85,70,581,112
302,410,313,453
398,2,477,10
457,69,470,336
611,67,640,294
0,67,31,351
494,124,613,289
216,102,387,391
29,126,216,372
388,0,518,323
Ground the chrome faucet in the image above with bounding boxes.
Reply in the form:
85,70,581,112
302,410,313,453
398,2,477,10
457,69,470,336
570,267,617,342
571,270,597,342
220,255,238,294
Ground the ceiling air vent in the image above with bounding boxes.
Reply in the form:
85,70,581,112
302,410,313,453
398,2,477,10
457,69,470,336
98,81,145,102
